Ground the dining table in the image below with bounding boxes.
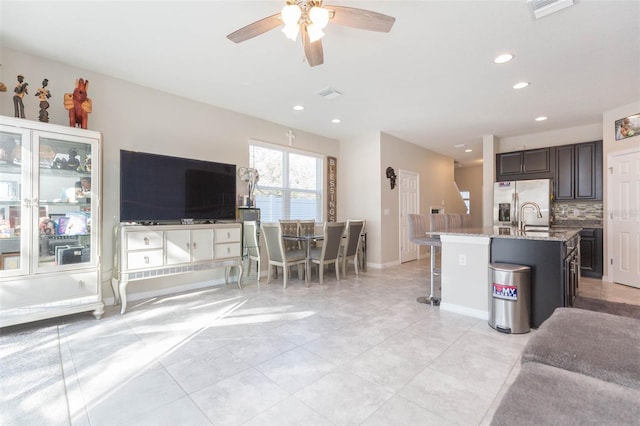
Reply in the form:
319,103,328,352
282,233,324,286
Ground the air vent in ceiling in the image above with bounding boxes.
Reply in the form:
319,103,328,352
316,87,342,100
527,0,574,19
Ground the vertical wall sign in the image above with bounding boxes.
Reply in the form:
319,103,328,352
327,156,337,222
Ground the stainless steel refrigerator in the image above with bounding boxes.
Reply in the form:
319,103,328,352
493,179,553,227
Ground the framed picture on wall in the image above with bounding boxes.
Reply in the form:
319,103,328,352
615,113,640,140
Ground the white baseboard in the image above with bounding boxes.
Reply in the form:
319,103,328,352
367,260,401,269
440,302,489,321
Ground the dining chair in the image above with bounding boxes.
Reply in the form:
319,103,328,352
462,213,473,228
298,219,317,248
446,213,462,231
261,223,306,288
243,220,260,282
340,219,365,276
279,220,301,249
309,221,345,284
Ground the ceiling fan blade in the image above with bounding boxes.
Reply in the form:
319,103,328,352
302,27,324,67
227,13,282,43
325,5,395,32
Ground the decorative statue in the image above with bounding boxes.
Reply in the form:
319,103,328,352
66,148,81,170
35,78,52,122
13,74,28,118
237,167,260,206
386,166,397,189
64,78,92,129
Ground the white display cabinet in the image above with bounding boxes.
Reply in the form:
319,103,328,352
0,116,103,327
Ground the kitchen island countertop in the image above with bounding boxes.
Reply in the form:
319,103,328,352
428,226,581,242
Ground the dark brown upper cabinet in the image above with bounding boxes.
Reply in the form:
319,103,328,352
554,141,602,201
496,148,554,181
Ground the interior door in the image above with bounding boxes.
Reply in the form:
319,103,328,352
609,148,640,288
399,170,419,263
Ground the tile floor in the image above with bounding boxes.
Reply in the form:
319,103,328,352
1,260,638,426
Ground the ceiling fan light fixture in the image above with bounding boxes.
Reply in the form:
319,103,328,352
281,4,302,25
282,23,300,41
309,6,330,29
307,23,325,43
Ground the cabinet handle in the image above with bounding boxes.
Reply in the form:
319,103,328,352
227,232,231,239
227,247,231,254
144,256,150,264
193,242,197,249
144,237,149,245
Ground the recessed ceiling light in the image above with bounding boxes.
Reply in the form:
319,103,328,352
293,105,304,111
513,82,530,89
465,149,473,153
535,116,548,121
494,53,514,64
331,118,341,124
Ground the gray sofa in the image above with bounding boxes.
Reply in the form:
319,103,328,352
491,307,640,425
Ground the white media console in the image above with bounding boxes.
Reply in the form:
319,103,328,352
112,222,243,314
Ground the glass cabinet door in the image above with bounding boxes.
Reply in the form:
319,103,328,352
0,126,29,276
33,131,98,272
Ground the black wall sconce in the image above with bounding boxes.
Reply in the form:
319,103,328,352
386,166,397,189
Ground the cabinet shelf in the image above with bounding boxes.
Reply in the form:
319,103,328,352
0,116,103,328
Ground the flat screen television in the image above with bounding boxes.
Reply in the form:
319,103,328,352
120,150,236,223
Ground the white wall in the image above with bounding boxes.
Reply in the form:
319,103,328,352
1,47,339,299
602,101,640,279
455,165,483,228
338,132,381,264
379,132,466,266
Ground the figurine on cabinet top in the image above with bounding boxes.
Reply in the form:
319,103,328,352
35,78,52,123
64,78,92,129
13,75,28,118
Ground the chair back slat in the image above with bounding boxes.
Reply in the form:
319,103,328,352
344,220,365,256
262,223,285,262
279,220,300,251
322,221,346,262
407,214,428,243
462,214,473,228
429,214,447,232
446,213,462,231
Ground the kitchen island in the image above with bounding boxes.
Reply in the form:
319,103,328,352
433,226,581,328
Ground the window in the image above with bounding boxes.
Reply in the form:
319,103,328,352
460,191,470,214
249,143,323,221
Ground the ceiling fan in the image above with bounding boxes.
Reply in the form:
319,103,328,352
226,0,396,67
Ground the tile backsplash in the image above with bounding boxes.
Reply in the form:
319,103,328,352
553,202,603,221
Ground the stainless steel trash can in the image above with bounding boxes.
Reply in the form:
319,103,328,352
488,263,531,334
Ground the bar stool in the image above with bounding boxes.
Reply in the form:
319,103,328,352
423,213,447,305
407,213,443,306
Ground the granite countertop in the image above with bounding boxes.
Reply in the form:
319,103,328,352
429,226,582,242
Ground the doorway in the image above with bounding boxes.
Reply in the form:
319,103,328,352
608,147,640,288
399,170,419,263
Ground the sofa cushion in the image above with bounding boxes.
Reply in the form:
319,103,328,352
522,307,640,390
490,363,640,426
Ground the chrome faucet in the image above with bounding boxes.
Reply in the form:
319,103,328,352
519,201,543,231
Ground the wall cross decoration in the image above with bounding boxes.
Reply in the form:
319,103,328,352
286,129,296,146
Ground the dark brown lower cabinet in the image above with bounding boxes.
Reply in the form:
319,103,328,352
580,228,603,278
